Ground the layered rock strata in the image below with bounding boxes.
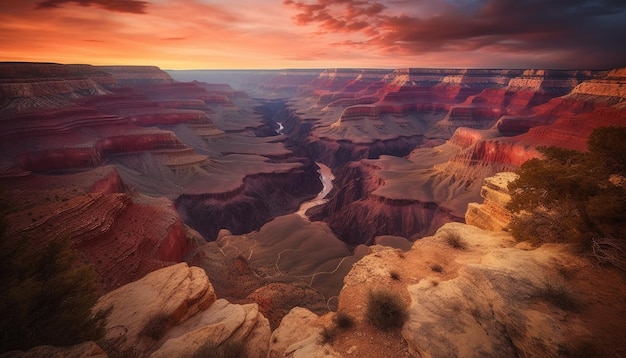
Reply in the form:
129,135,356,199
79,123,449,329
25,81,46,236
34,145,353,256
465,172,518,231
243,67,626,245
0,63,331,293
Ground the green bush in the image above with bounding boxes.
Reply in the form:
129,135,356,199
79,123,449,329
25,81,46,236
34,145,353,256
0,230,109,352
365,289,407,330
507,126,626,266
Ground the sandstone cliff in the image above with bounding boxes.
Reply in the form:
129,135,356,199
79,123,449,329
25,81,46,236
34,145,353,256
273,222,626,357
465,172,518,231
0,63,334,290
249,67,626,245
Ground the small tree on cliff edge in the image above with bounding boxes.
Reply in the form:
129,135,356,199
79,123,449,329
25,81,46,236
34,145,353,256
0,212,109,352
507,126,626,268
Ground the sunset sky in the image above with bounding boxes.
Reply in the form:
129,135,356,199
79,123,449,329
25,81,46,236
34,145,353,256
1,0,625,70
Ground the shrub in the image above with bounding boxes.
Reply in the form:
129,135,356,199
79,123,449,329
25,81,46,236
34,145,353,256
140,313,170,340
333,311,354,329
192,340,247,358
0,227,109,353
537,281,579,312
319,326,337,344
389,269,401,281
507,126,626,267
430,263,443,273
365,289,407,330
443,231,466,249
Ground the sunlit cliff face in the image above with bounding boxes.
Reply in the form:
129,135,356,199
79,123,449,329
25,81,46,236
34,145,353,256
1,0,625,69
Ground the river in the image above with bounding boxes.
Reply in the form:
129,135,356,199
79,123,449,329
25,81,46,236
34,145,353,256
296,162,334,219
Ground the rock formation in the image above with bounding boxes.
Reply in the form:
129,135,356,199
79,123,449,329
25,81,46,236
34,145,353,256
268,222,626,357
187,214,366,328
93,262,270,357
0,63,333,292
465,172,518,231
10,182,626,357
196,66,624,245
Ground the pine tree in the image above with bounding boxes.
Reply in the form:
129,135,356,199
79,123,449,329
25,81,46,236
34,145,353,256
0,215,109,353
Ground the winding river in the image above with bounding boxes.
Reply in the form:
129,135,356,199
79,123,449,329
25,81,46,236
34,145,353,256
296,162,335,219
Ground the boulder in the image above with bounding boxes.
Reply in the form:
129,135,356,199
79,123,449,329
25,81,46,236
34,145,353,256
151,299,270,358
268,307,341,358
94,262,271,357
94,262,216,354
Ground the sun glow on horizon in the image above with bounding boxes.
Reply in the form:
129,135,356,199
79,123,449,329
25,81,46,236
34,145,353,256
1,0,624,70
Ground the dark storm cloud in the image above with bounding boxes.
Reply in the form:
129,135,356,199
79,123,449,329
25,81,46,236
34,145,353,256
284,0,626,68
36,0,148,14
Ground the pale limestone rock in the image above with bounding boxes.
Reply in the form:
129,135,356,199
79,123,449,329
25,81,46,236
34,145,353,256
94,262,216,354
268,307,341,358
465,172,518,231
150,299,270,358
401,224,590,358
2,341,106,358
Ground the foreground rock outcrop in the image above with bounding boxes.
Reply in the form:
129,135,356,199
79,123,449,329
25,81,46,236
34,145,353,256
279,222,626,357
94,262,270,357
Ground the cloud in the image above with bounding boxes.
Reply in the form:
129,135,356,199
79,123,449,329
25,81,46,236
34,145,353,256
284,0,385,33
36,0,148,14
285,0,626,68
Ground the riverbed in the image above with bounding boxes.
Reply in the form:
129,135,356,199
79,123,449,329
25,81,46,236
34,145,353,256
296,162,334,219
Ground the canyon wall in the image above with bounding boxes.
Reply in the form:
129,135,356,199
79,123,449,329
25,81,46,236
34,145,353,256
3,61,626,291
0,63,330,292
220,66,625,245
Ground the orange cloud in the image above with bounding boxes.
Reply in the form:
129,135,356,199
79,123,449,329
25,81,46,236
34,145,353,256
0,0,624,69
36,0,148,14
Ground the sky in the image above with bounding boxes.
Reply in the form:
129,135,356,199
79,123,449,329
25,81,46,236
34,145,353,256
1,0,625,70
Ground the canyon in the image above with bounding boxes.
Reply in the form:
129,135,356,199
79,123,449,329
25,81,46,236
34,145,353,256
1,62,626,356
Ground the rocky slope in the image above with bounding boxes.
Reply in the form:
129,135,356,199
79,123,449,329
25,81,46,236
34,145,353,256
186,214,367,328
269,223,626,357
58,197,626,357
95,262,270,358
217,67,626,245
11,174,626,357
0,62,331,292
